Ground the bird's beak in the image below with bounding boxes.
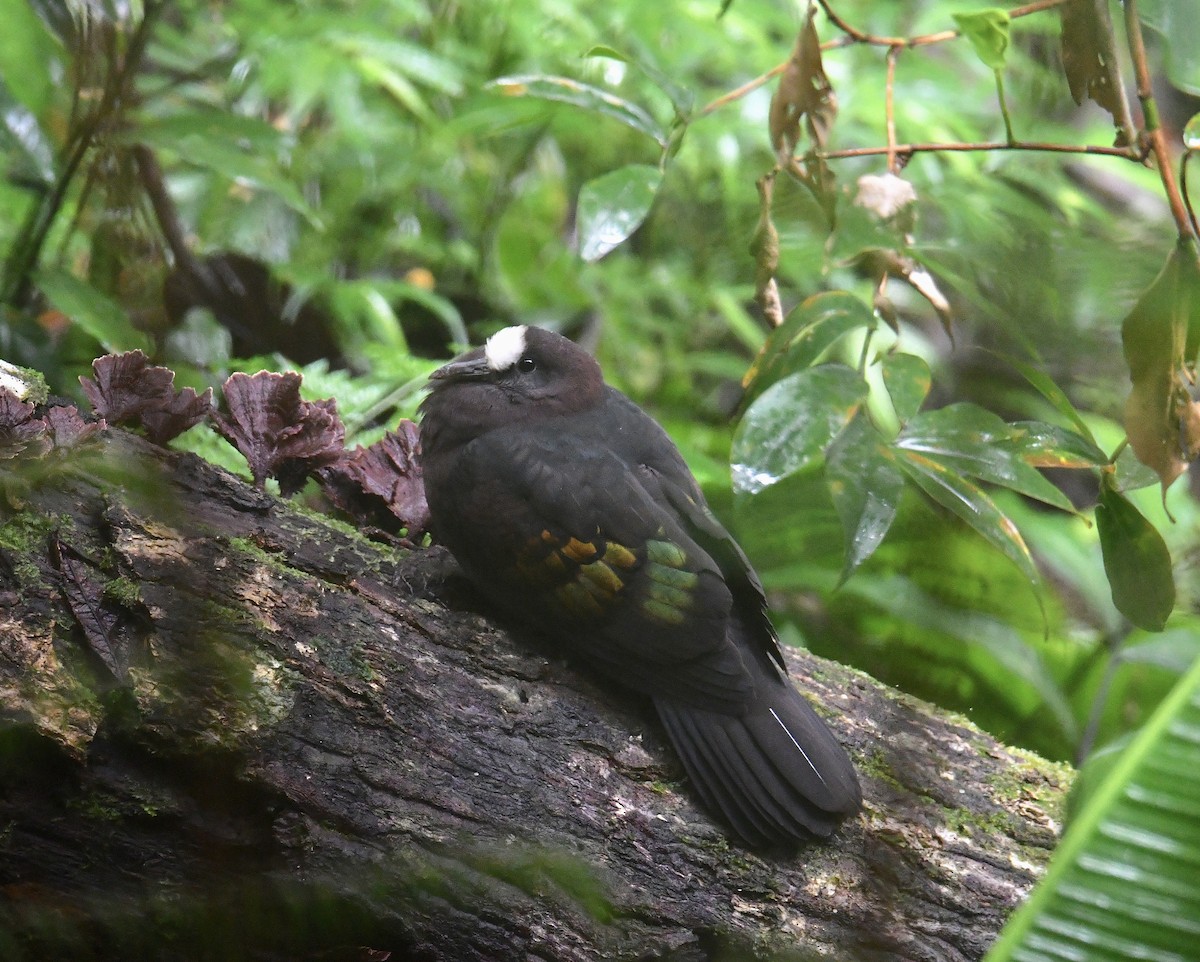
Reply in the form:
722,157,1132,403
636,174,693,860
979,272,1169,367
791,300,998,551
429,350,491,384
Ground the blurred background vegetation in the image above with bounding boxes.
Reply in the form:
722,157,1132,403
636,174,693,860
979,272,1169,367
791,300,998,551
2,0,1198,811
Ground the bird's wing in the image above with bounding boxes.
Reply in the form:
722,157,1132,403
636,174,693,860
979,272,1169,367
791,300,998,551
463,429,756,712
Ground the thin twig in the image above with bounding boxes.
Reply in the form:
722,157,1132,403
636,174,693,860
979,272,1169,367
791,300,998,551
885,45,899,173
814,0,1073,49
1124,0,1195,242
819,139,1146,161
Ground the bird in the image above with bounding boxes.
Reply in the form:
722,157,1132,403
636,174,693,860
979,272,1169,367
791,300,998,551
418,324,861,846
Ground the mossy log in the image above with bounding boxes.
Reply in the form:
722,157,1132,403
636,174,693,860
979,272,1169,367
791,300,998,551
0,429,1070,961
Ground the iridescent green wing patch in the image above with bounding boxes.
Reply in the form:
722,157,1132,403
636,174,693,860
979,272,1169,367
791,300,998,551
642,539,699,625
516,529,643,617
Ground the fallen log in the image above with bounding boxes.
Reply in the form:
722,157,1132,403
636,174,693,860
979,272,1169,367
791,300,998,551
0,428,1069,961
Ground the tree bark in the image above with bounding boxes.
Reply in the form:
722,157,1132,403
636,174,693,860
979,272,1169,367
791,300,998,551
0,429,1070,962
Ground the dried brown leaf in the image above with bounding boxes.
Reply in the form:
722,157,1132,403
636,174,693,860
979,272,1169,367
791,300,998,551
1060,0,1127,139
769,9,837,163
1122,246,1191,491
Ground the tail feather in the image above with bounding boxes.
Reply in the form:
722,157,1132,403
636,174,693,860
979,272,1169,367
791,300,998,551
655,663,861,846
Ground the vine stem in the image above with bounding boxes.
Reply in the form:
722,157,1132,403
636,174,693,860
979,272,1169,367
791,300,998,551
1123,0,1196,243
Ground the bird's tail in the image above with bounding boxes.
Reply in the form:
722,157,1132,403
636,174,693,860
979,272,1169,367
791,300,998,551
655,663,861,847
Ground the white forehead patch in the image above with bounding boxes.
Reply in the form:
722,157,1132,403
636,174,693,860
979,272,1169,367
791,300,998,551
484,325,529,371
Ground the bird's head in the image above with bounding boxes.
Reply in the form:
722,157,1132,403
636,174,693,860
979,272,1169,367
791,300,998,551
420,325,605,445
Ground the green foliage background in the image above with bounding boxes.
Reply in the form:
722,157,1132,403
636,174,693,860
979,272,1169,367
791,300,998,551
2,1,1200,952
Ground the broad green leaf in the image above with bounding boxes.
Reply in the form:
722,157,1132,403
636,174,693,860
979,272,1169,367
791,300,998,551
486,74,666,146
742,291,875,400
731,365,868,495
894,448,1041,590
881,353,931,425
953,9,1012,71
1096,480,1175,631
896,404,1075,511
1138,0,1200,94
0,0,59,117
984,654,1200,962
36,269,151,353
577,165,662,262
826,413,905,583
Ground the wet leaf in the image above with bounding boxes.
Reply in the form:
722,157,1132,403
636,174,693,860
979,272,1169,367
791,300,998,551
769,8,836,160
742,291,876,401
731,365,868,495
826,413,905,583
1096,480,1175,631
896,405,1075,511
577,165,662,262
1121,244,1193,491
881,353,931,425
1008,421,1109,469
36,268,151,353
487,74,666,146
954,9,1011,71
894,447,1041,590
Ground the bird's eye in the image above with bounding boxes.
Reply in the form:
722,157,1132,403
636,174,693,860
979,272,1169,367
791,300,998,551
517,357,537,374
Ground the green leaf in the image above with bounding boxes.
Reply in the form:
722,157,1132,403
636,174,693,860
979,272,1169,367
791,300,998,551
1139,0,1200,95
36,269,151,353
953,9,1012,71
894,447,1041,590
731,365,868,495
743,291,876,400
0,86,56,186
1096,480,1175,631
486,74,666,146
881,353,931,425
1008,421,1109,470
1002,353,1100,446
984,654,1200,962
826,413,905,583
0,0,59,117
896,404,1076,511
577,165,663,262
127,112,321,228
